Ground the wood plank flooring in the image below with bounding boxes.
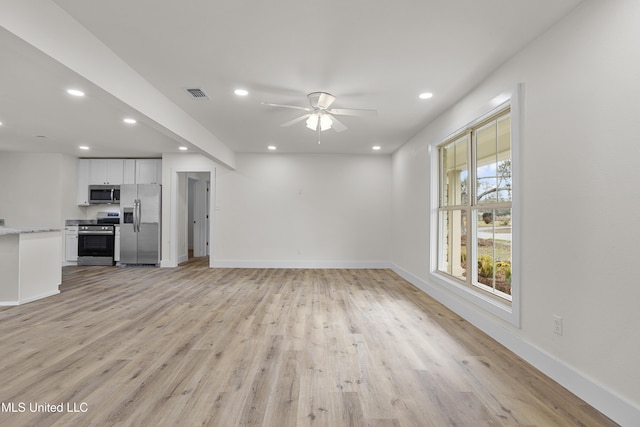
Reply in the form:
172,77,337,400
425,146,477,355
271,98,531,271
0,261,617,426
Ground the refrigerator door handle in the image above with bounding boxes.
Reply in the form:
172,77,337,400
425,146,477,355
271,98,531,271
134,199,141,232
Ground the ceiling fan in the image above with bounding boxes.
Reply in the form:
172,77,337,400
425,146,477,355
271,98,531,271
263,92,377,142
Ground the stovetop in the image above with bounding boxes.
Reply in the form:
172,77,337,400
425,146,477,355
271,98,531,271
66,211,121,226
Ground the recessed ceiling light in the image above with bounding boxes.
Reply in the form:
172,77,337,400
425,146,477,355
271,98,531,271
234,89,249,96
372,145,382,151
79,145,90,150
419,92,433,99
267,145,277,150
67,89,85,97
123,118,137,124
178,146,188,151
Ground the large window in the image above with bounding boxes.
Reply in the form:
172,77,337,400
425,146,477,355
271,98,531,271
437,108,512,301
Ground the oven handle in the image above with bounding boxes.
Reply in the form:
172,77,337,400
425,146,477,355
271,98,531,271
78,230,114,235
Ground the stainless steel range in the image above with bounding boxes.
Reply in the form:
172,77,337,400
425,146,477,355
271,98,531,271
77,212,120,266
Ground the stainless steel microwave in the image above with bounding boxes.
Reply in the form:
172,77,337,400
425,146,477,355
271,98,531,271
88,185,120,204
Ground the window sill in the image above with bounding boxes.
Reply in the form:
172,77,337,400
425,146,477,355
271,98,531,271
429,271,520,327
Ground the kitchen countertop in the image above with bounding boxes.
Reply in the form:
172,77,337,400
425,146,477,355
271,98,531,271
0,226,61,236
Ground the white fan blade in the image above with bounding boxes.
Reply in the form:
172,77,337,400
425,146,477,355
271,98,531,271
316,93,336,109
330,116,348,132
280,114,310,127
262,102,312,112
328,107,378,117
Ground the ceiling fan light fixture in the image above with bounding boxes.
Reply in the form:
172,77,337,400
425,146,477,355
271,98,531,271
319,114,332,131
305,113,319,130
306,113,333,131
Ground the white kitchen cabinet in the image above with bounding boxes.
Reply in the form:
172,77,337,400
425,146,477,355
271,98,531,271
135,159,162,185
65,226,78,262
1,230,62,305
77,158,160,205
89,159,124,185
76,160,91,206
123,159,136,184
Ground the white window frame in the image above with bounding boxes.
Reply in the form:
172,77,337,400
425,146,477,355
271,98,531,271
429,85,522,327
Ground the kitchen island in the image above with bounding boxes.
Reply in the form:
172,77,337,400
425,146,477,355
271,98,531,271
0,227,62,305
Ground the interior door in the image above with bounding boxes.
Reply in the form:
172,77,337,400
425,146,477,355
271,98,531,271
193,179,208,257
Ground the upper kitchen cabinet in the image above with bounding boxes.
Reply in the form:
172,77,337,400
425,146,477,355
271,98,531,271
135,159,162,185
77,158,162,205
76,160,91,205
123,159,136,184
90,159,124,185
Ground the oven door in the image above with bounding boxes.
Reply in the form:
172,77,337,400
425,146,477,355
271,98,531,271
77,231,115,265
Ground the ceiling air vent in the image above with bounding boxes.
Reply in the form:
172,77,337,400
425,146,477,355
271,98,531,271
185,88,209,100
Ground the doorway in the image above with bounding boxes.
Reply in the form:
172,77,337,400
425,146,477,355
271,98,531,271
188,174,210,259
173,171,211,266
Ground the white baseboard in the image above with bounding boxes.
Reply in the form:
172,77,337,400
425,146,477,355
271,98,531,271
212,260,391,269
390,263,639,427
0,289,60,306
160,259,177,268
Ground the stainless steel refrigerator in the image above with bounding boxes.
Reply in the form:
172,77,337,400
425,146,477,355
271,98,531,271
120,184,161,265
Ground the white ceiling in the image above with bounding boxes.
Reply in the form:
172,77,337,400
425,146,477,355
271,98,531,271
1,0,583,161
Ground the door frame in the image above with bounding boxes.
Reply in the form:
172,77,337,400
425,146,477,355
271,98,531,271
166,167,215,268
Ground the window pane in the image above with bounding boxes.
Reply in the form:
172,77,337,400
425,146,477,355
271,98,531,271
497,115,512,203
438,209,467,281
441,135,468,207
475,208,512,295
476,121,498,204
475,115,511,204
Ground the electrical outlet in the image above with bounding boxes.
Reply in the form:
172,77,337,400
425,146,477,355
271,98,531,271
553,315,563,335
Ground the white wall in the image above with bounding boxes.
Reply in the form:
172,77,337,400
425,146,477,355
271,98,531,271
214,153,391,267
59,154,87,222
391,0,640,424
0,152,84,227
176,172,189,263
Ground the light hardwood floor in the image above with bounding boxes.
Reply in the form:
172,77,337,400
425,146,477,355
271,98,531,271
0,260,616,426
